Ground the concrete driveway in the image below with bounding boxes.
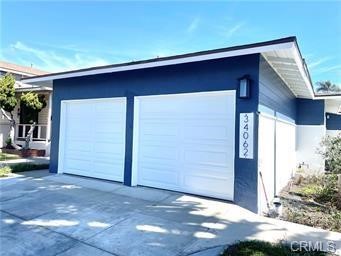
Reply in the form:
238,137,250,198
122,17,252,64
1,171,341,256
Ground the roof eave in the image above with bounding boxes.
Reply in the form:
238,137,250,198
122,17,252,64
21,37,297,84
21,37,314,100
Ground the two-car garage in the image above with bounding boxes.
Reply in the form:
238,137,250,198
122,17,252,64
22,37,318,213
57,91,236,201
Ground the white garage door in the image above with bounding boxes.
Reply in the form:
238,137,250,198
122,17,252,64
133,91,236,200
58,98,126,182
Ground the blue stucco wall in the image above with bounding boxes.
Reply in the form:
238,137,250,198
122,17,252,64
326,113,341,130
50,54,260,212
259,56,297,120
296,99,325,125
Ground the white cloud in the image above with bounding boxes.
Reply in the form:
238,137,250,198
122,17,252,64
314,64,341,74
8,41,111,72
308,56,332,69
318,64,341,73
187,17,200,33
220,22,245,39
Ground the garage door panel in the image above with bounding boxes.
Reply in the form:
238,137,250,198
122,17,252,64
140,145,178,160
138,169,179,187
96,124,125,133
67,124,90,133
93,162,124,177
184,150,229,166
93,151,124,161
93,141,125,151
65,141,93,152
140,122,178,136
135,91,235,200
64,150,93,159
93,133,124,143
183,174,232,195
60,98,126,182
183,125,230,140
140,99,182,114
65,159,92,172
183,164,232,176
139,137,178,147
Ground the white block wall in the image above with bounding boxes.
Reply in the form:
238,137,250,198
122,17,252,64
296,125,326,172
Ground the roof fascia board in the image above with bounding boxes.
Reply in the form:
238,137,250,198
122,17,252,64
290,43,315,98
22,41,294,84
0,67,39,77
314,95,341,100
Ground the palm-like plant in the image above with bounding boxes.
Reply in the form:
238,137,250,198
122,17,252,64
316,81,341,94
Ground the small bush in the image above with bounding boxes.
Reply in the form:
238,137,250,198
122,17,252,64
5,137,11,146
0,166,11,177
10,163,49,173
319,134,341,174
299,184,321,197
223,240,328,256
297,174,338,206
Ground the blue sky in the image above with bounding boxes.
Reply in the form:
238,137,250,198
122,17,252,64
1,1,340,86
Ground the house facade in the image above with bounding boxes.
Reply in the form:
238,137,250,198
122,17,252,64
0,61,52,155
22,37,341,214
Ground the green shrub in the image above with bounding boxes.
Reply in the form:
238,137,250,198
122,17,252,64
223,240,328,256
299,184,322,198
10,163,49,173
0,166,11,177
315,175,337,204
299,174,337,205
5,137,11,146
319,134,341,174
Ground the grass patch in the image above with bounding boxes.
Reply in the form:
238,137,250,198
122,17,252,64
0,166,11,177
0,152,20,161
0,163,49,178
223,240,330,256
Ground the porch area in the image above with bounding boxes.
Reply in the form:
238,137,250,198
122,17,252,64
0,88,52,156
15,123,50,155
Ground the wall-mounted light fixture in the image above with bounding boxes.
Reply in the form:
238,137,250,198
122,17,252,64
238,75,251,99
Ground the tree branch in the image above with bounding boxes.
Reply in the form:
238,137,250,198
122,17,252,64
0,108,12,121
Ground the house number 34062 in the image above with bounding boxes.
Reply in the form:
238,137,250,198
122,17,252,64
239,113,254,159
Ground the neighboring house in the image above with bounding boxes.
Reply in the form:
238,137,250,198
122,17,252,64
0,60,52,156
22,37,341,214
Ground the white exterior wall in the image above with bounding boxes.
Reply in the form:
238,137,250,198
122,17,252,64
276,121,296,194
258,115,275,214
296,125,326,172
0,124,10,147
258,112,296,214
326,130,340,137
38,94,50,125
325,99,340,114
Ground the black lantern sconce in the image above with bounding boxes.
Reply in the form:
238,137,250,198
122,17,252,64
238,75,251,99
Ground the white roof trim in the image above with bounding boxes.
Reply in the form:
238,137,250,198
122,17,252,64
0,67,43,77
291,45,315,99
22,42,294,84
314,95,341,100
